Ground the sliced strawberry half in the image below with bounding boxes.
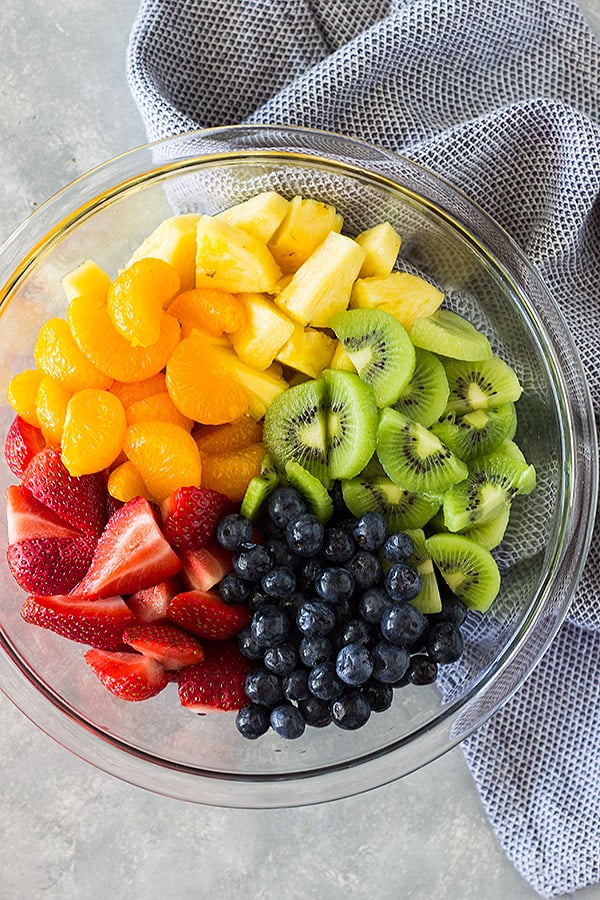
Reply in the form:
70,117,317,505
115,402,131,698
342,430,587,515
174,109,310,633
167,589,250,640
22,446,107,537
7,535,97,595
76,496,181,598
126,577,182,623
122,622,205,670
4,416,45,478
6,484,84,544
179,542,233,591
178,640,251,711
84,648,169,701
160,485,232,551
22,594,135,650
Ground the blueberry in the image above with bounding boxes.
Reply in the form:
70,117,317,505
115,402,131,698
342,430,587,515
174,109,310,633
322,526,356,564
267,487,307,529
346,550,383,590
248,589,271,612
298,635,333,667
359,586,392,625
237,626,265,660
381,603,428,647
297,557,325,592
264,537,300,571
261,566,297,599
426,621,464,663
233,542,273,581
333,596,353,627
216,513,253,550
335,642,374,686
297,695,331,728
244,668,283,708
263,642,298,676
296,599,336,637
307,661,344,701
352,511,387,552
407,653,439,685
382,532,414,563
371,640,410,683
250,604,290,648
362,680,394,712
428,594,469,627
285,513,324,557
235,704,271,739
218,571,254,605
384,562,423,601
277,590,307,615
270,704,306,739
282,668,310,702
330,689,371,730
333,618,373,651
314,566,355,604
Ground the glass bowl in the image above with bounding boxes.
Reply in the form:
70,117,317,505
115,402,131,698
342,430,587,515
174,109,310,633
0,125,596,808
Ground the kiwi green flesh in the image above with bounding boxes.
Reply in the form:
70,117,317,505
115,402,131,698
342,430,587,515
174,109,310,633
240,467,280,520
442,356,523,416
323,369,378,480
442,452,534,532
430,403,516,461
409,308,492,360
461,503,511,550
342,469,441,532
377,407,468,494
393,347,450,427
405,528,442,614
425,532,501,612
330,308,416,407
285,460,334,522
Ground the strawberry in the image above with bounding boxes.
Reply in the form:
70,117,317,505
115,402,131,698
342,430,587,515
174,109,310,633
122,622,205,670
7,535,97,595
126,577,182,623
84,648,169,701
6,484,84,543
4,416,45,478
21,594,135,650
167,589,250,640
178,640,251,711
160,485,232,551
22,446,107,537
76,496,181,598
179,542,233,591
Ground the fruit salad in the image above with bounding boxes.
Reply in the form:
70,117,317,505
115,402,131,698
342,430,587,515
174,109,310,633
3,190,536,740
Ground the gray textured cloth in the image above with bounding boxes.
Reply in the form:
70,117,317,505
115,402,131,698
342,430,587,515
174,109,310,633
127,1,600,895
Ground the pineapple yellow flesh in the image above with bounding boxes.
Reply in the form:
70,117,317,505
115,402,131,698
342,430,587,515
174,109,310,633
276,325,336,378
329,341,357,372
216,191,290,243
268,196,344,274
275,231,366,327
127,214,200,291
230,292,295,370
226,357,288,419
61,259,111,303
355,222,402,277
196,216,282,294
350,271,444,329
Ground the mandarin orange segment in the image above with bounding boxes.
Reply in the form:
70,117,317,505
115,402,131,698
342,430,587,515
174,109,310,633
194,415,263,455
68,296,180,383
35,375,72,444
109,373,166,408
61,389,127,477
123,421,202,504
165,331,250,425
125,392,194,431
200,442,265,502
6,369,43,428
167,288,246,337
107,460,152,503
34,318,113,393
107,258,181,347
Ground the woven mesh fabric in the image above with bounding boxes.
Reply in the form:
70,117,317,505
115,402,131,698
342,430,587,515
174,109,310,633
127,1,600,895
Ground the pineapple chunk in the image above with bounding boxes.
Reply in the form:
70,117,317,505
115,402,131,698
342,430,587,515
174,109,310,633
61,259,111,303
230,293,295,370
226,356,288,419
350,271,444,330
268,196,344,274
276,325,336,379
195,216,282,294
216,191,290,243
329,341,357,372
275,231,366,328
355,222,401,277
127,214,200,291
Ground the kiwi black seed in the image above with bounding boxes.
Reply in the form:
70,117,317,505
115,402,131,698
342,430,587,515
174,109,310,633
442,356,523,416
322,369,378,480
425,532,501,612
430,403,516,461
376,407,468,494
330,307,416,407
262,377,329,486
393,347,450,428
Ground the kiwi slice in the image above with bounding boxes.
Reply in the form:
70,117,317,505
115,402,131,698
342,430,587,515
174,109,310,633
342,461,441,532
442,451,536,532
240,455,281,520
263,377,329,486
393,347,450,427
409,308,492,360
425,532,501,612
330,308,416,407
405,528,442,614
442,356,523,416
285,460,334,522
376,407,468,494
461,502,511,550
322,369,379,480
430,403,516,461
